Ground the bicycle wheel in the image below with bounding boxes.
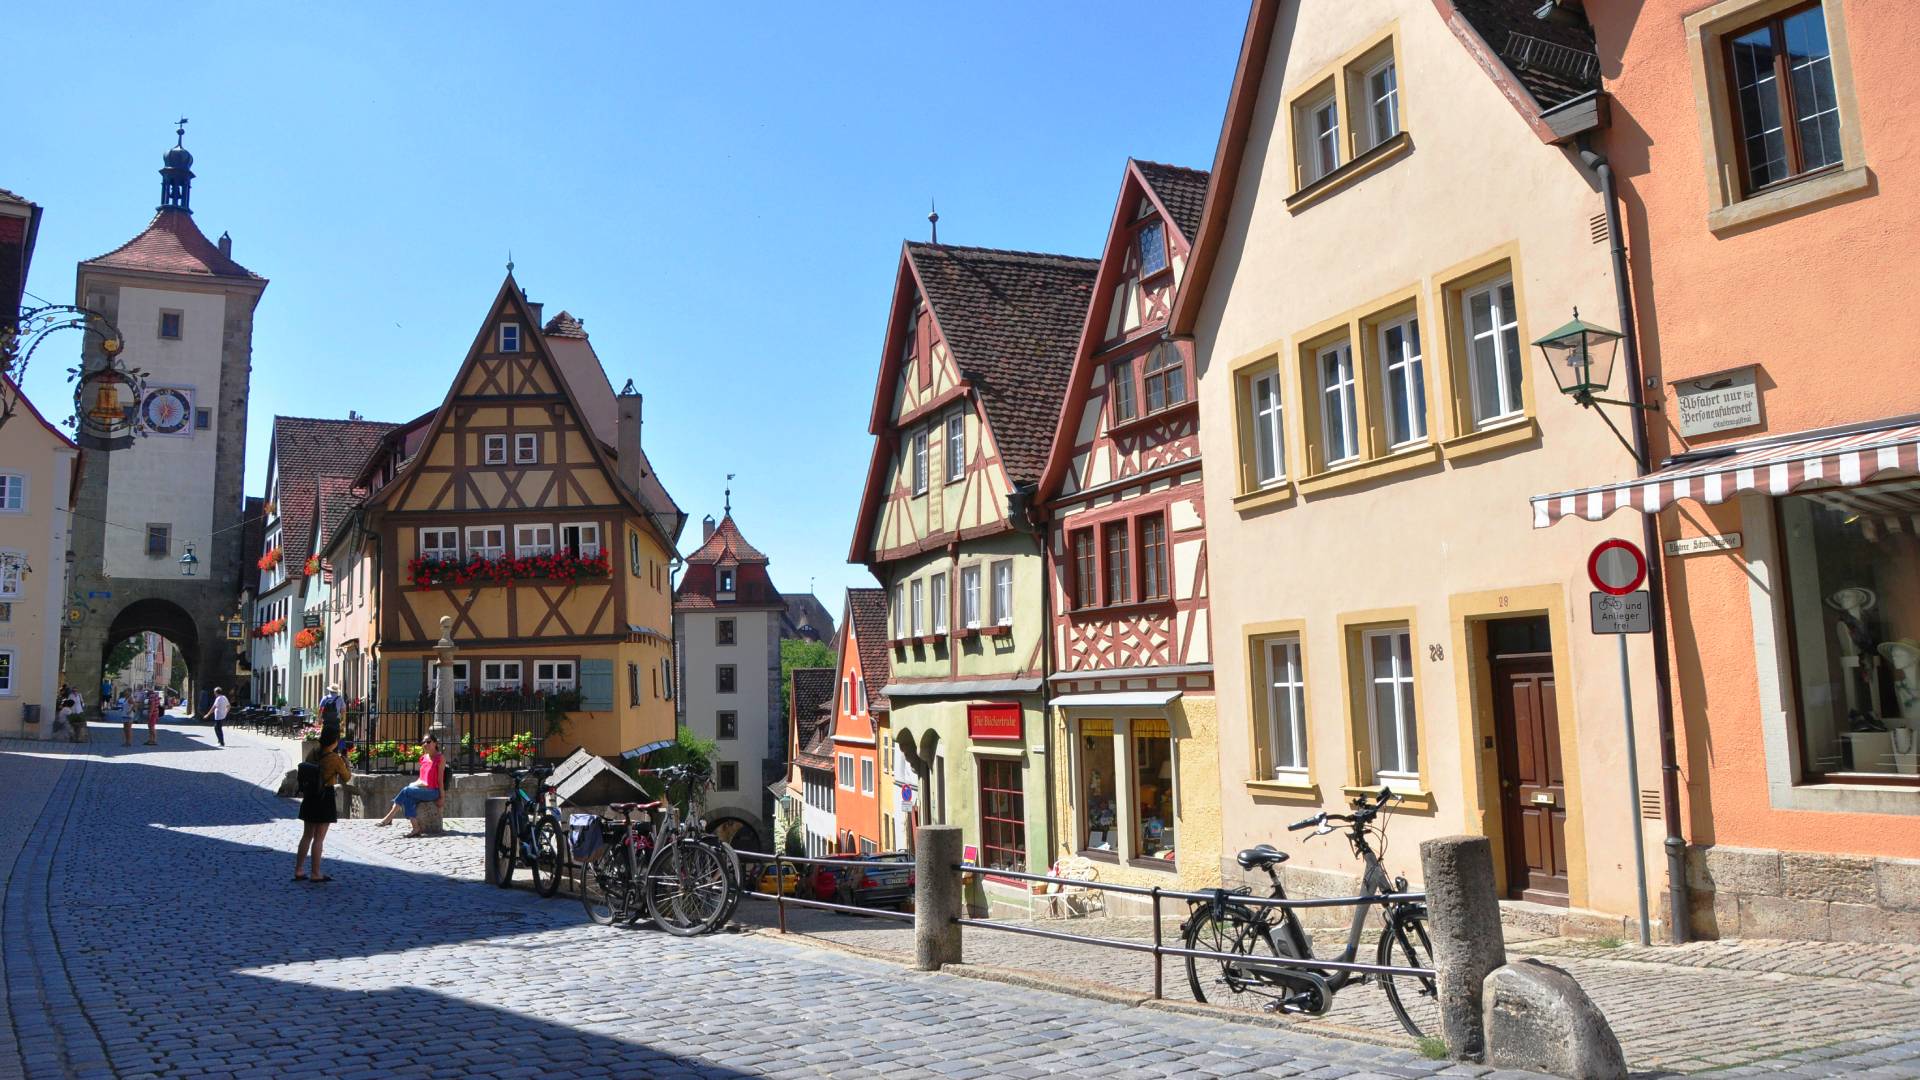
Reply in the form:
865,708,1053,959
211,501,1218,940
1183,905,1282,1006
530,817,564,899
490,812,518,888
580,862,618,925
644,839,730,936
1378,908,1440,1039
712,841,744,927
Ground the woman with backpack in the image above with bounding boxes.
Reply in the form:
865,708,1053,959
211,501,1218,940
294,729,352,882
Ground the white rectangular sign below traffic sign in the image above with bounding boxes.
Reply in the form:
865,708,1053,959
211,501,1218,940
1591,590,1653,634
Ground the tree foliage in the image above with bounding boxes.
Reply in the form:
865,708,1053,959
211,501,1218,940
628,725,719,804
102,637,144,684
778,638,836,719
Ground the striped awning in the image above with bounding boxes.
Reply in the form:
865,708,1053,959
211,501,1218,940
1530,419,1920,528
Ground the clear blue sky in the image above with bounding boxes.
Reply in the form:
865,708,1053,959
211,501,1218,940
10,3,1248,617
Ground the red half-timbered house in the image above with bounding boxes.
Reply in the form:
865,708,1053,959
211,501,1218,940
1036,160,1224,895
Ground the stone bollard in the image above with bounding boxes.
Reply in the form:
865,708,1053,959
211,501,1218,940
1483,959,1626,1079
483,795,509,884
415,798,445,836
1419,836,1507,1063
913,825,964,971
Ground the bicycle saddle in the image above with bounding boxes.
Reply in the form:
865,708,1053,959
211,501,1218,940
1235,844,1290,870
608,801,661,813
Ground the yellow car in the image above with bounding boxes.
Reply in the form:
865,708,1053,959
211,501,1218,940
754,863,804,895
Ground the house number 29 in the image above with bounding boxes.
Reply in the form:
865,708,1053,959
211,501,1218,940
1428,644,1444,661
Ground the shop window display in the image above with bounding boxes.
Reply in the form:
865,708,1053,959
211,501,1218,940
1781,483,1920,780
1079,720,1117,853
1132,719,1175,860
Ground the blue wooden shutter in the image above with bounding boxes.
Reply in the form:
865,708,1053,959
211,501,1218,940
386,658,424,710
580,658,615,711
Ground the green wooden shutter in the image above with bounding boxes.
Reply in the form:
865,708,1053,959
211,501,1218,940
580,658,615,711
386,658,424,711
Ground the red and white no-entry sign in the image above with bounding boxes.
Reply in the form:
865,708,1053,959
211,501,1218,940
1588,538,1647,595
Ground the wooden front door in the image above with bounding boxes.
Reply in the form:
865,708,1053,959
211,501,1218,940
1489,622,1568,905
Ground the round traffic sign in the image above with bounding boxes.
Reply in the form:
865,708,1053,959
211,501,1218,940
1588,538,1647,595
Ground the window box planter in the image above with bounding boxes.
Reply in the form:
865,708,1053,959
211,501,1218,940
986,625,1014,638
954,627,979,640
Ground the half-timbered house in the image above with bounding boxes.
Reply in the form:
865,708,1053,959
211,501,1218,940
850,242,1095,892
1035,160,1222,898
366,276,684,759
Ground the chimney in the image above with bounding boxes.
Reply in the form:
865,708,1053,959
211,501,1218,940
217,232,232,259
616,388,644,496
702,515,716,542
521,288,543,327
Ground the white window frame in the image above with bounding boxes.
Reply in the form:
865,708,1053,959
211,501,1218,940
945,413,966,483
838,753,856,791
1250,372,1285,487
514,432,539,464
534,660,577,694
910,579,925,636
0,648,13,696
1378,315,1427,449
514,524,554,557
452,660,471,695
0,474,25,512
1264,637,1308,776
991,560,1014,627
499,323,520,352
911,429,929,495
483,435,508,465
861,758,876,796
855,675,867,715
1462,276,1524,428
1365,57,1399,149
1308,94,1341,182
893,583,907,638
1363,627,1419,781
930,572,948,634
960,565,981,629
481,659,524,692
465,526,505,560
419,527,460,561
1318,341,1359,466
717,568,735,593
560,522,601,558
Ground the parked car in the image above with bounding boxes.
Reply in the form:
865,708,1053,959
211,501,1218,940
755,863,804,896
811,852,913,910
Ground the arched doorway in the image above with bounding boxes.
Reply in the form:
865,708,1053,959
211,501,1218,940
101,598,201,713
708,817,762,856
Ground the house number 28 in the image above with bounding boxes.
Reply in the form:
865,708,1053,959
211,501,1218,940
1428,644,1444,662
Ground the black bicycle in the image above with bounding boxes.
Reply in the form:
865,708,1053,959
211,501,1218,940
578,798,659,925
1181,789,1439,1039
632,763,742,936
491,765,566,898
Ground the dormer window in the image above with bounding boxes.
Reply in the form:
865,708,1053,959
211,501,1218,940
1137,220,1168,276
718,568,735,594
500,323,521,352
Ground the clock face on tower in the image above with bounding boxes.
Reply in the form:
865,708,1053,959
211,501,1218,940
140,388,193,435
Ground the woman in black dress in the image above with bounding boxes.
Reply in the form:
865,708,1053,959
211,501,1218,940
295,729,352,881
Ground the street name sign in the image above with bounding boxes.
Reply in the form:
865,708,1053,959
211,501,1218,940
1664,532,1742,557
1591,590,1653,634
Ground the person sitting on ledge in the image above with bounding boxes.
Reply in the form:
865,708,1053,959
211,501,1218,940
376,734,444,836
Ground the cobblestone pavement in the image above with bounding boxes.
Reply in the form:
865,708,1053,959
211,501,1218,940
1,725,1537,1080
352,801,1920,1076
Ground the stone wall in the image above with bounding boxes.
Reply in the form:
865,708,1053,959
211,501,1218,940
1687,844,1920,941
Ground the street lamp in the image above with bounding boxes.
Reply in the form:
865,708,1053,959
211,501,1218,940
178,543,199,578
1532,308,1646,410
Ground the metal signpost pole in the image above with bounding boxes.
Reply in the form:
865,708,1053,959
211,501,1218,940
1617,631,1651,946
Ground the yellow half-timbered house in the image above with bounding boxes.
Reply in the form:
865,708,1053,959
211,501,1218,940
368,275,684,757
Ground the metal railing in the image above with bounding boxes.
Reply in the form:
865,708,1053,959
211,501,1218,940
950,863,1433,1000
1502,31,1600,87
732,849,917,932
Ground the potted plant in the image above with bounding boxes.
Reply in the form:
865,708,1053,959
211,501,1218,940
372,739,400,772
482,731,538,770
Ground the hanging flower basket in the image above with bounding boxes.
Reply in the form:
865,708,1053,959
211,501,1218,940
406,551,614,591
302,555,320,576
257,546,282,572
293,627,321,650
254,617,287,638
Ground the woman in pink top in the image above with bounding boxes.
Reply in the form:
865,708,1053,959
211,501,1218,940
376,734,444,837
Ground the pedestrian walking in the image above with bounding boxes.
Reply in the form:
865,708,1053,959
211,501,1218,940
120,692,135,746
294,729,351,882
201,687,230,746
146,690,162,746
375,734,444,836
318,684,344,726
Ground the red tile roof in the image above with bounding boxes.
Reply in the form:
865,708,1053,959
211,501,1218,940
1134,160,1211,243
903,243,1097,486
676,513,784,609
83,208,262,280
543,310,587,339
686,514,769,564
269,416,399,580
791,668,837,770
846,587,891,716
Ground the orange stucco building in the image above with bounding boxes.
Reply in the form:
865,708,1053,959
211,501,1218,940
1532,0,1920,939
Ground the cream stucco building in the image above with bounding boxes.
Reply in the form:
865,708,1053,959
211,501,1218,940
0,377,79,737
1173,0,1665,929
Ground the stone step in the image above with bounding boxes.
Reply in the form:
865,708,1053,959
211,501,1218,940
1500,898,1663,942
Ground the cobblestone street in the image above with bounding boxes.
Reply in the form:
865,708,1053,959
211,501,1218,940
0,726,1521,1080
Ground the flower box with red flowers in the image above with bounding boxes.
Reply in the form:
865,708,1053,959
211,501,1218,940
257,546,282,572
404,550,614,591
253,617,287,638
293,628,321,650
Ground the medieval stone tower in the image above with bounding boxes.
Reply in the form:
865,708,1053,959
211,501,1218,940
65,129,266,706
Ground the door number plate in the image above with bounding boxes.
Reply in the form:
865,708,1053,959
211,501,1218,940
1531,792,1557,806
